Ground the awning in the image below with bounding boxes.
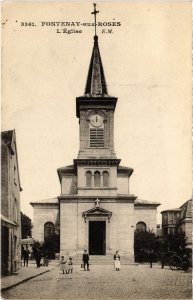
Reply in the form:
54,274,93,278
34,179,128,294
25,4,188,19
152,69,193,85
21,238,34,245
1,214,17,229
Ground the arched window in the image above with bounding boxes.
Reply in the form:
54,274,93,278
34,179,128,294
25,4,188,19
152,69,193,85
86,171,92,187
136,221,146,232
44,222,55,239
103,171,109,187
94,171,100,187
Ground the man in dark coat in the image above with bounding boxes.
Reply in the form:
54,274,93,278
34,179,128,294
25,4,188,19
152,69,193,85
147,249,154,268
34,248,42,268
23,247,30,267
83,250,90,271
182,254,190,272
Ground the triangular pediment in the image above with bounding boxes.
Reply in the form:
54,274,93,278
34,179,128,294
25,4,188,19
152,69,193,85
82,206,112,217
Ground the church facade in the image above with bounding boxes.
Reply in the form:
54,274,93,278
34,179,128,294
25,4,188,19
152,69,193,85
31,33,160,261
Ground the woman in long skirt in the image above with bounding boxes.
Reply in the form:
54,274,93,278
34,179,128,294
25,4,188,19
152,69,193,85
113,250,121,271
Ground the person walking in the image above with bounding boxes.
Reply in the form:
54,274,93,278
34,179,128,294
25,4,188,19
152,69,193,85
68,257,73,274
83,250,90,271
34,248,42,268
182,254,190,273
148,249,154,268
113,250,121,271
23,247,30,267
60,256,68,274
159,252,166,269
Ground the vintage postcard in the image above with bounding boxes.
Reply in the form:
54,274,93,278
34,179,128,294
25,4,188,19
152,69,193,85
1,1,192,299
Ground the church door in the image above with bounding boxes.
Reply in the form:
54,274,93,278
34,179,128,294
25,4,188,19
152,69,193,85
89,221,106,255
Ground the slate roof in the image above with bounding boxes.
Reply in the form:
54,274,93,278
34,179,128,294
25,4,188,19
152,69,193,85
161,208,181,213
1,130,15,155
30,198,58,205
134,199,160,207
180,199,192,220
84,35,109,97
1,130,14,143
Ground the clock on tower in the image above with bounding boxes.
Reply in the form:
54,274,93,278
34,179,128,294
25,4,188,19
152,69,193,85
90,114,103,128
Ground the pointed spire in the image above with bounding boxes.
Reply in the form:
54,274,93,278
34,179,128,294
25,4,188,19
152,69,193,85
84,35,108,97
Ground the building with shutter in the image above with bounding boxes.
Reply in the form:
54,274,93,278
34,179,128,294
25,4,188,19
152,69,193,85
1,130,22,275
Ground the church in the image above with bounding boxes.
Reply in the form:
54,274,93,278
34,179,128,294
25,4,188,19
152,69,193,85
31,9,160,261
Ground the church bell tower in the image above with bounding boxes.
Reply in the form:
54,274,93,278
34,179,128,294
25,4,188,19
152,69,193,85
76,3,118,161
76,34,118,160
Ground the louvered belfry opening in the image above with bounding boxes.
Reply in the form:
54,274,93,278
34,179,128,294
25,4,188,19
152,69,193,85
90,128,104,148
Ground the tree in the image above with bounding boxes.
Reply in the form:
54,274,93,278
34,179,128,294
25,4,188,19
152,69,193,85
32,240,42,262
21,212,32,239
42,232,60,259
134,229,157,262
134,228,191,264
159,231,189,255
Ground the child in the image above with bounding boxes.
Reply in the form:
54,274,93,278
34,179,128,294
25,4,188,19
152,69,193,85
68,257,73,274
60,256,68,274
43,255,49,267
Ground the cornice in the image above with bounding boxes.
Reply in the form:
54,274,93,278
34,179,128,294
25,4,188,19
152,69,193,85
58,194,137,203
74,159,121,168
76,96,117,101
76,97,117,118
78,187,117,191
178,219,192,224
162,224,177,228
30,202,59,208
134,204,160,208
57,166,76,182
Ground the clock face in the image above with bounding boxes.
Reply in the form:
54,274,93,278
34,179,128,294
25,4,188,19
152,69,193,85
90,114,103,127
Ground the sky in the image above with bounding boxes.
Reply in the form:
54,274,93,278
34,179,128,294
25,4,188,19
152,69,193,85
2,1,192,224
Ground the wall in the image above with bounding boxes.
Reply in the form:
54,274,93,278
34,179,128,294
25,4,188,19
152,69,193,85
134,206,158,233
184,222,192,245
1,131,22,274
77,165,117,197
1,143,9,217
60,199,135,261
10,137,21,272
32,205,58,242
78,108,116,159
61,175,77,195
117,174,129,195
60,201,78,256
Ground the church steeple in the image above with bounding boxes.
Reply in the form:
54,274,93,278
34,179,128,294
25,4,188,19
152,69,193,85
76,3,117,159
84,35,108,97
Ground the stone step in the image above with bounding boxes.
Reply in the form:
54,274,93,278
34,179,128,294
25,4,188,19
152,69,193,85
71,255,136,265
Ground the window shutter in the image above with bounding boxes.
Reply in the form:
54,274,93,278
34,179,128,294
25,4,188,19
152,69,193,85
90,128,104,147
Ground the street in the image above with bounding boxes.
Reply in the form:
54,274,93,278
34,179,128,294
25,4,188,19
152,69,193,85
1,264,192,299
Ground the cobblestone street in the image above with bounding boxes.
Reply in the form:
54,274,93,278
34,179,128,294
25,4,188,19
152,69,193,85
2,264,192,299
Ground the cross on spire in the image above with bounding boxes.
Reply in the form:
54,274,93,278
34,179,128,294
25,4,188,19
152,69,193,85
83,2,109,97
91,3,99,36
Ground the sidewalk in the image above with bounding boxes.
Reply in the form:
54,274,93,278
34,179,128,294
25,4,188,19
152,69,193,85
1,260,59,292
